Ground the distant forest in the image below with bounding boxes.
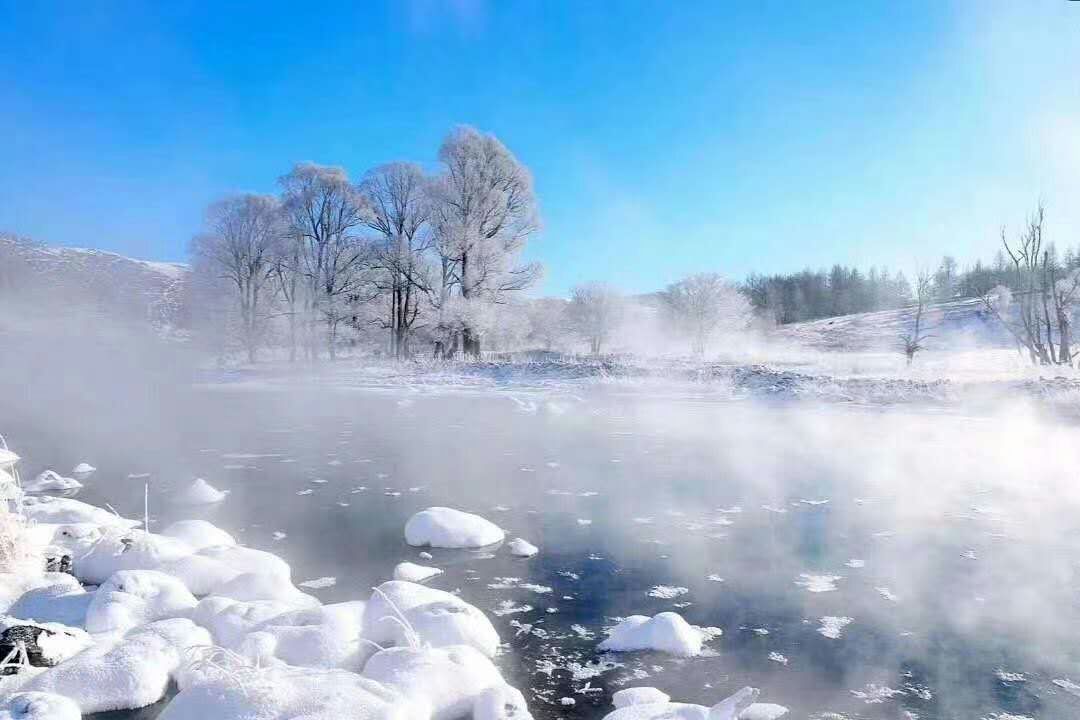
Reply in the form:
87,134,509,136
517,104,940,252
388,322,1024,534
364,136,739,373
743,246,1080,325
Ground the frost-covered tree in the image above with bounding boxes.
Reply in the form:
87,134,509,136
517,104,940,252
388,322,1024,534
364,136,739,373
661,273,752,356
190,194,283,362
361,162,434,359
525,297,572,351
429,126,541,358
567,282,624,355
900,270,934,366
279,163,372,360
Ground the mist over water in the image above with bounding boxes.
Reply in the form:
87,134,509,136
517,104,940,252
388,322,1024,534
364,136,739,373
7,354,1080,719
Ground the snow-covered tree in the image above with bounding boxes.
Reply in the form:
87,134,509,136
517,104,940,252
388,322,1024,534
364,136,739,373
567,282,624,355
279,163,372,360
360,162,434,359
190,194,283,362
525,297,572,351
661,273,751,356
429,126,541,358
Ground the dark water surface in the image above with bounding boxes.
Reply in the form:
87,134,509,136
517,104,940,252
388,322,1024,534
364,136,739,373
7,384,1080,720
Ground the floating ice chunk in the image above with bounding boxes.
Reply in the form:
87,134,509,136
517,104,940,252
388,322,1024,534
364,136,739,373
739,703,789,720
298,577,337,590
794,573,842,593
0,692,81,720
647,586,688,600
71,463,96,477
363,645,506,720
404,507,504,548
22,471,82,494
161,663,420,720
161,520,236,550
560,698,576,706
817,616,853,639
85,569,198,634
600,687,759,720
767,652,788,665
613,687,671,707
394,562,443,583
507,538,538,557
875,587,899,603
174,478,227,505
364,581,499,657
24,618,211,713
20,497,138,528
844,559,865,569
598,612,706,657
850,683,906,703
272,531,287,541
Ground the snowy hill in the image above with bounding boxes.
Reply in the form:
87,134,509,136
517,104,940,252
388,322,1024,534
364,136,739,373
0,233,190,335
771,297,1012,352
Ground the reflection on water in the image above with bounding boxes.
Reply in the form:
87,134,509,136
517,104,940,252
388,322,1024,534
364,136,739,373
8,387,1080,719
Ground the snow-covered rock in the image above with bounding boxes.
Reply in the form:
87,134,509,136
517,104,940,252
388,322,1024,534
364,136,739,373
237,601,368,670
74,530,193,586
84,570,197,634
161,664,423,720
71,464,95,477
362,645,505,720
598,612,707,656
174,478,227,505
0,618,92,668
210,572,318,608
738,704,789,720
364,581,499,657
507,538,538,558
22,472,81,494
161,520,236,550
404,508,504,549
7,575,92,627
190,597,298,648
0,692,81,720
393,562,443,583
473,685,532,720
20,497,137,529
22,618,211,713
613,688,672,708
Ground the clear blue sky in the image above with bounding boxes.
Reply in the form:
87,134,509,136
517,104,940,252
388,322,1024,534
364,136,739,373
2,1,1078,296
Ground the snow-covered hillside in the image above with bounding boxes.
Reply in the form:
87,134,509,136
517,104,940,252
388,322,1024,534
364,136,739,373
0,234,189,335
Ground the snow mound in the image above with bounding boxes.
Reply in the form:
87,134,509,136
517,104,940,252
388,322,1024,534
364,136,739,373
23,618,211,713
190,597,300,648
598,612,707,656
7,576,92,627
393,562,443,583
84,570,198,634
601,687,761,720
404,507,504,549
71,464,95,476
20,497,138,528
161,520,236,549
236,601,368,670
211,572,318,608
161,664,423,720
74,530,194,585
613,688,672,707
22,471,82,494
362,645,505,720
507,538,538,557
0,692,81,720
364,581,499,657
738,703,789,720
174,478,227,504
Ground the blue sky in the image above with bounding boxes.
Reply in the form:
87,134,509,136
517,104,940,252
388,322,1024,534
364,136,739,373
2,1,1078,296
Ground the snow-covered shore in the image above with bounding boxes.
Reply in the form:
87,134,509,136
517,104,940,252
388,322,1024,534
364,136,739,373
0,464,780,720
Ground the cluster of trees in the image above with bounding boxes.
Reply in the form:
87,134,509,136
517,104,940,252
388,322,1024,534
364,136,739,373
743,266,914,325
191,126,540,362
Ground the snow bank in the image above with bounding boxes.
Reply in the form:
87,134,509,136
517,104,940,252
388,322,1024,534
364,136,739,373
0,692,81,720
598,612,707,656
393,562,443,583
161,520,236,549
507,538,538,557
22,471,81,494
84,569,197,633
404,507,504,549
362,645,505,720
20,497,138,528
364,581,499,657
174,478,227,504
23,618,211,713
